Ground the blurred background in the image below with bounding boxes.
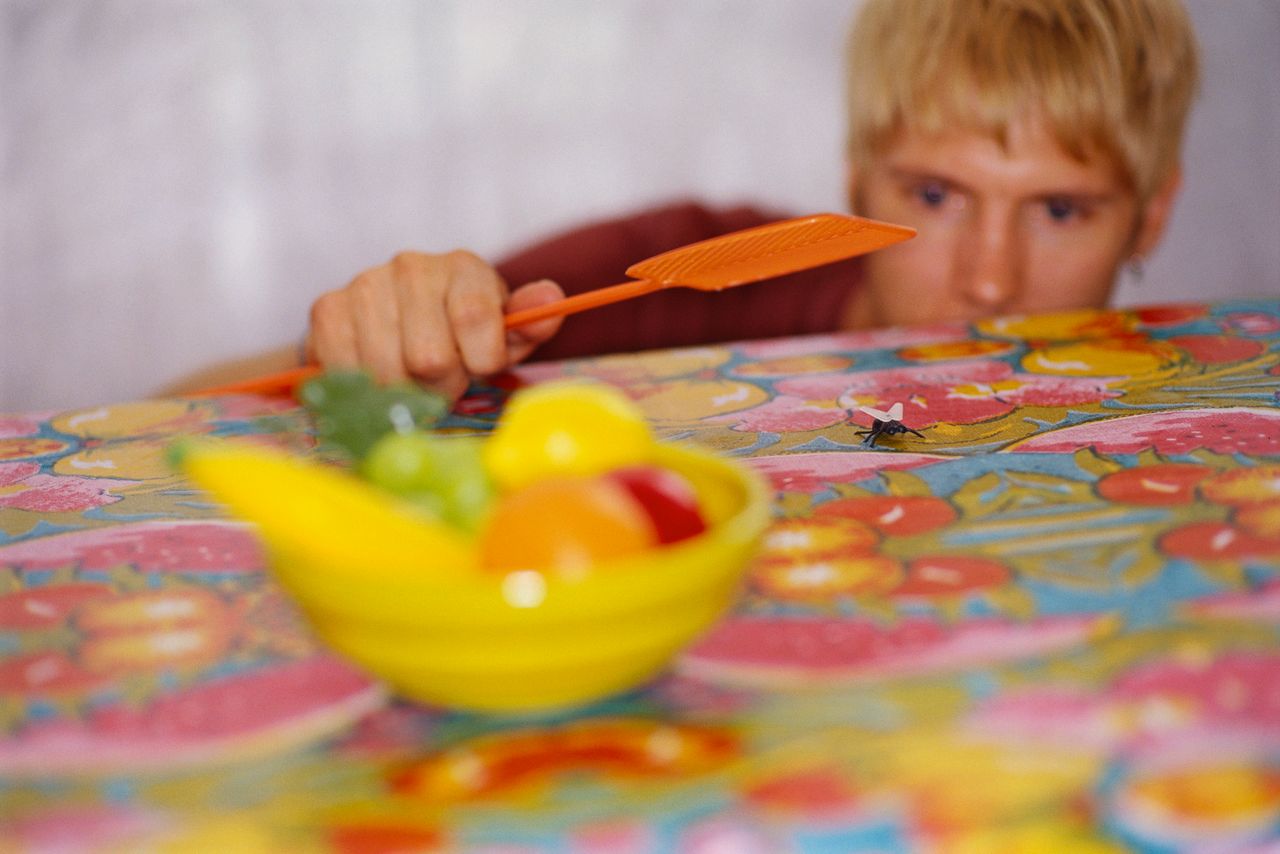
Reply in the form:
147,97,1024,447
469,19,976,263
3,0,1278,412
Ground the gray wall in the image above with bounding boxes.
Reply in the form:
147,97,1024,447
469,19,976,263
3,1,1278,412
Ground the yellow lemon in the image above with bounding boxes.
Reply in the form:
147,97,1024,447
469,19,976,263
484,381,655,491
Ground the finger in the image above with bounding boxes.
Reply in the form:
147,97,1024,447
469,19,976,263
444,251,509,377
504,279,566,364
308,290,360,369
348,267,409,384
396,252,466,388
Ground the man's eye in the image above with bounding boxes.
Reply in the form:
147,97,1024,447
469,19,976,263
914,182,949,207
1044,197,1080,222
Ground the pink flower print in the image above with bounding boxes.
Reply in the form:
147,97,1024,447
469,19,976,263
751,360,1119,432
2,805,166,853
681,614,1108,685
1184,579,1280,622
0,462,37,485
747,451,947,493
719,395,850,433
0,655,381,776
0,519,266,575
1222,311,1280,336
0,416,49,439
677,814,776,854
334,704,439,759
1110,652,1280,742
967,687,1116,752
0,461,136,513
1014,407,1280,456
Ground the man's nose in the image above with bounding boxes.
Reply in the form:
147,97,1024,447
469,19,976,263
958,221,1021,311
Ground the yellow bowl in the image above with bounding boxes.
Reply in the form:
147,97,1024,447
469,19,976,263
265,442,771,713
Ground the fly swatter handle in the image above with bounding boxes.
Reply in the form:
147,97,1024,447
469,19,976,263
187,278,663,397
184,364,322,398
502,278,662,328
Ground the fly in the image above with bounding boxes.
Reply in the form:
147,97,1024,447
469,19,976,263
855,402,925,448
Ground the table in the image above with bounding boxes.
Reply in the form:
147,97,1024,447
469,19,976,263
3,300,1279,852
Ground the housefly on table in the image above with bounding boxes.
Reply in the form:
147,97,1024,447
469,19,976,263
855,402,925,448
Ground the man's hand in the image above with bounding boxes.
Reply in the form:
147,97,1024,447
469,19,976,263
305,250,565,402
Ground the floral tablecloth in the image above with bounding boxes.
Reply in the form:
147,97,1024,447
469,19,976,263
2,300,1279,852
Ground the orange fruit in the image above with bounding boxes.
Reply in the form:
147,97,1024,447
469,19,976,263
478,476,656,575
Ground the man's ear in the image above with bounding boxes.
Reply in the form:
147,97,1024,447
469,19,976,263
1134,167,1182,257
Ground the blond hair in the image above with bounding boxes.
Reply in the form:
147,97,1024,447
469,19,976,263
845,0,1199,201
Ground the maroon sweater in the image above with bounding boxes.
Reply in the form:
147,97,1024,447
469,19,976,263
495,201,863,362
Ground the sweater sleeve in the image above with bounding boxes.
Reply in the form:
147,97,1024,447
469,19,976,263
495,199,861,361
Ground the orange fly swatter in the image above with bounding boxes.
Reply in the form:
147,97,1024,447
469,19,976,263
189,213,914,397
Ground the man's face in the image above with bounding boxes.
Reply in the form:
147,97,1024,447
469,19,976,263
844,120,1168,329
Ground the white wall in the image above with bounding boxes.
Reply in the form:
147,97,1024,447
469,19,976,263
3,0,1277,413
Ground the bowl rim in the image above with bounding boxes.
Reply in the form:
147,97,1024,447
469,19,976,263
266,440,772,619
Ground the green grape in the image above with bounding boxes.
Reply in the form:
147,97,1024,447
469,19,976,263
299,370,449,462
362,432,493,533
433,438,493,533
360,431,438,494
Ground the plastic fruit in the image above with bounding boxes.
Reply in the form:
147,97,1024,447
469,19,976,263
218,441,771,712
478,475,657,574
607,466,707,544
483,381,655,492
361,432,493,532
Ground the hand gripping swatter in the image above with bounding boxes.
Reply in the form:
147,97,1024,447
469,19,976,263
189,213,915,397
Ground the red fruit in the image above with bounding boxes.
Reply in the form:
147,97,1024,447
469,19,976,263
1096,463,1212,505
607,466,707,544
0,583,112,630
814,495,956,537
0,651,112,695
1169,334,1265,365
1159,522,1280,561
893,555,1011,598
1133,305,1208,327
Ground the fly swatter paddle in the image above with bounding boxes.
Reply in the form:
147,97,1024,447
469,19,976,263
189,212,915,397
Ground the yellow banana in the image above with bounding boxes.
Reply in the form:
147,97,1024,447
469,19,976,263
175,439,474,575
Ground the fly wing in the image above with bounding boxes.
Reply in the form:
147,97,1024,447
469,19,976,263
859,404,893,422
887,402,904,421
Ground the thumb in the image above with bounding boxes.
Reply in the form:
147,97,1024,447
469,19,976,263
504,279,566,364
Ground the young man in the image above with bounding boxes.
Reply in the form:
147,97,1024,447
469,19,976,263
295,0,1200,403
